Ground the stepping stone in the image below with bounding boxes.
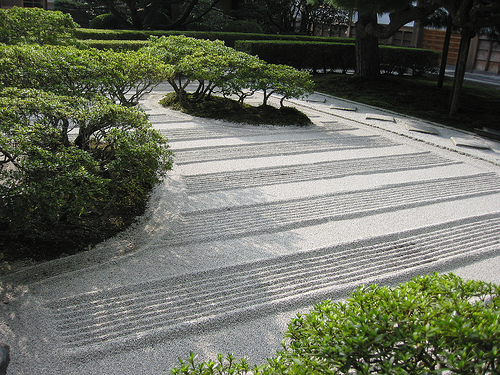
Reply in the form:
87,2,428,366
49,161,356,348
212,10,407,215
307,98,327,103
366,114,395,122
330,105,357,111
475,127,500,142
450,136,491,150
406,123,440,135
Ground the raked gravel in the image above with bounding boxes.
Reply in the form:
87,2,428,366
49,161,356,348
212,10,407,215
1,87,500,374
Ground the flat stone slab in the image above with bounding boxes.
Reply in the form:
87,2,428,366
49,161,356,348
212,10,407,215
366,114,395,122
330,105,357,111
406,123,440,135
451,136,491,150
475,127,500,142
306,98,327,103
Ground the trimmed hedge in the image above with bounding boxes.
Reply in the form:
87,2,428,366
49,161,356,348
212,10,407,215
380,45,441,76
235,40,356,73
236,40,441,75
82,37,440,76
74,28,351,47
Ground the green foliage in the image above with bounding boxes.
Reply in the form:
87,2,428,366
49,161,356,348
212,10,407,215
172,353,257,375
74,27,351,47
0,88,173,260
170,273,500,374
276,273,500,374
223,20,264,34
0,6,79,45
144,36,313,107
98,47,175,106
0,7,174,260
236,40,441,75
380,46,441,76
235,40,356,72
257,64,315,106
84,39,148,51
89,13,123,30
0,44,173,106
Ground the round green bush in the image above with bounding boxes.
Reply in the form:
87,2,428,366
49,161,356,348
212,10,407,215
89,13,122,29
171,273,500,374
0,88,173,260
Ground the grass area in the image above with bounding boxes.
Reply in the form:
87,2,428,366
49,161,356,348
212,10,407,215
160,92,312,127
311,73,500,133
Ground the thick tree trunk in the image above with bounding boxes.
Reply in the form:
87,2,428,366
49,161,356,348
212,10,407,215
355,11,380,77
449,28,473,116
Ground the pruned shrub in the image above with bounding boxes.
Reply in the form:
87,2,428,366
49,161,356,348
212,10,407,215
170,273,500,374
0,44,173,106
235,40,356,72
74,28,351,47
0,7,174,261
236,40,440,75
143,36,313,107
0,88,173,260
89,13,123,30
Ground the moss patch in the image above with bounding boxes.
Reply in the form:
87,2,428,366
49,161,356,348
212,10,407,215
160,93,312,127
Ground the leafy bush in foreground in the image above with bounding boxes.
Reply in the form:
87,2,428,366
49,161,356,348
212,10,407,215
0,7,174,261
171,273,500,374
0,88,173,260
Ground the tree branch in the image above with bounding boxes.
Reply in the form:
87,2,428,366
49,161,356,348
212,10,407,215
0,148,22,170
168,0,200,29
182,0,221,27
370,2,441,39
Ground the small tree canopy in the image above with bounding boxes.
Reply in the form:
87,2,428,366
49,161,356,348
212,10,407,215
144,35,314,107
0,44,173,106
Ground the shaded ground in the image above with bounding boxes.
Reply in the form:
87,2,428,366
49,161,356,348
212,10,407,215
159,93,312,126
312,73,500,132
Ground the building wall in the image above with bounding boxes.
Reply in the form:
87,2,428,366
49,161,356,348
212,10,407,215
1,0,53,9
419,28,462,67
0,0,23,8
387,26,499,74
470,37,500,74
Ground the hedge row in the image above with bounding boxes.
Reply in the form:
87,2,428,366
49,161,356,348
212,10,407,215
84,39,148,51
236,40,355,73
380,45,441,75
236,40,441,75
74,28,351,47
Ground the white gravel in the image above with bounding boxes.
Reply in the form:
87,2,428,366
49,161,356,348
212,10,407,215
1,89,500,374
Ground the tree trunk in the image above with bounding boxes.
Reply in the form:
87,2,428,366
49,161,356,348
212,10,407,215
123,0,143,29
449,28,473,116
355,10,380,77
437,15,453,89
